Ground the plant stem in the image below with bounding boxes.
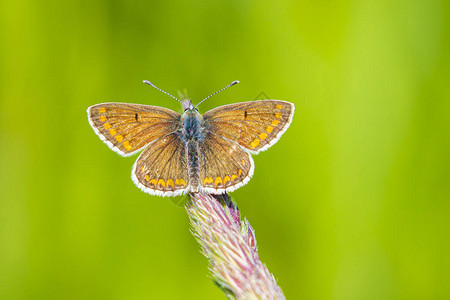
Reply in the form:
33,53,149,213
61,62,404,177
186,193,285,300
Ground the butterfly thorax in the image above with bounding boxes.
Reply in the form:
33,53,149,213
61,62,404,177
179,108,206,192
180,108,205,142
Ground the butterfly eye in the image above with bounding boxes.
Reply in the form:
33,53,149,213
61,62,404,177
184,103,197,112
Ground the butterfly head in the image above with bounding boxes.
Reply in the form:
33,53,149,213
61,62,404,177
182,99,197,112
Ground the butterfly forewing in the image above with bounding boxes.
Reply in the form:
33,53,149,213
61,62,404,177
203,100,294,154
87,103,181,156
199,132,254,194
132,132,189,196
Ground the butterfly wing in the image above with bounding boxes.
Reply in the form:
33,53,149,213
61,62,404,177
199,132,254,194
87,103,181,157
202,100,294,154
132,132,189,196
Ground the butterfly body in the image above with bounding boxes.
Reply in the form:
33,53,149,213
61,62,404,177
174,104,202,192
88,96,294,197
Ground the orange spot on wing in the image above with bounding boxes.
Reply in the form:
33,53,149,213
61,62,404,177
104,122,111,129
215,177,222,187
158,179,165,187
122,140,132,151
259,132,268,140
109,129,117,136
231,174,238,181
99,107,107,113
145,175,149,181
250,139,260,148
166,179,175,188
276,104,283,110
266,125,273,133
99,115,107,122
203,177,213,185
175,179,186,187
115,135,123,142
238,169,242,176
271,119,280,126
223,176,230,185
275,112,282,119
150,179,157,186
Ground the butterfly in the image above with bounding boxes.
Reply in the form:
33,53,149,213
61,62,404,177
87,80,294,197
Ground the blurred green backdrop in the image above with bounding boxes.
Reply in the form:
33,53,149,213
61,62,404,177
1,0,449,299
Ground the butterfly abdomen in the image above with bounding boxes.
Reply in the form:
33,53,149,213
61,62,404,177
186,141,200,192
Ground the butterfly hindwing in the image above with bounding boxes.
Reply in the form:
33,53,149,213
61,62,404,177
199,132,254,194
87,103,181,156
132,132,189,196
203,100,294,154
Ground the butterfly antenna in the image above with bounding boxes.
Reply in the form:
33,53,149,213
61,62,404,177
195,80,239,109
143,80,183,104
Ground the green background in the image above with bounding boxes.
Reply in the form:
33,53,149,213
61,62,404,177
1,0,449,299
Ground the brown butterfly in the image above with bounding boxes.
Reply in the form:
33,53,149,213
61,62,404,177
87,81,294,197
